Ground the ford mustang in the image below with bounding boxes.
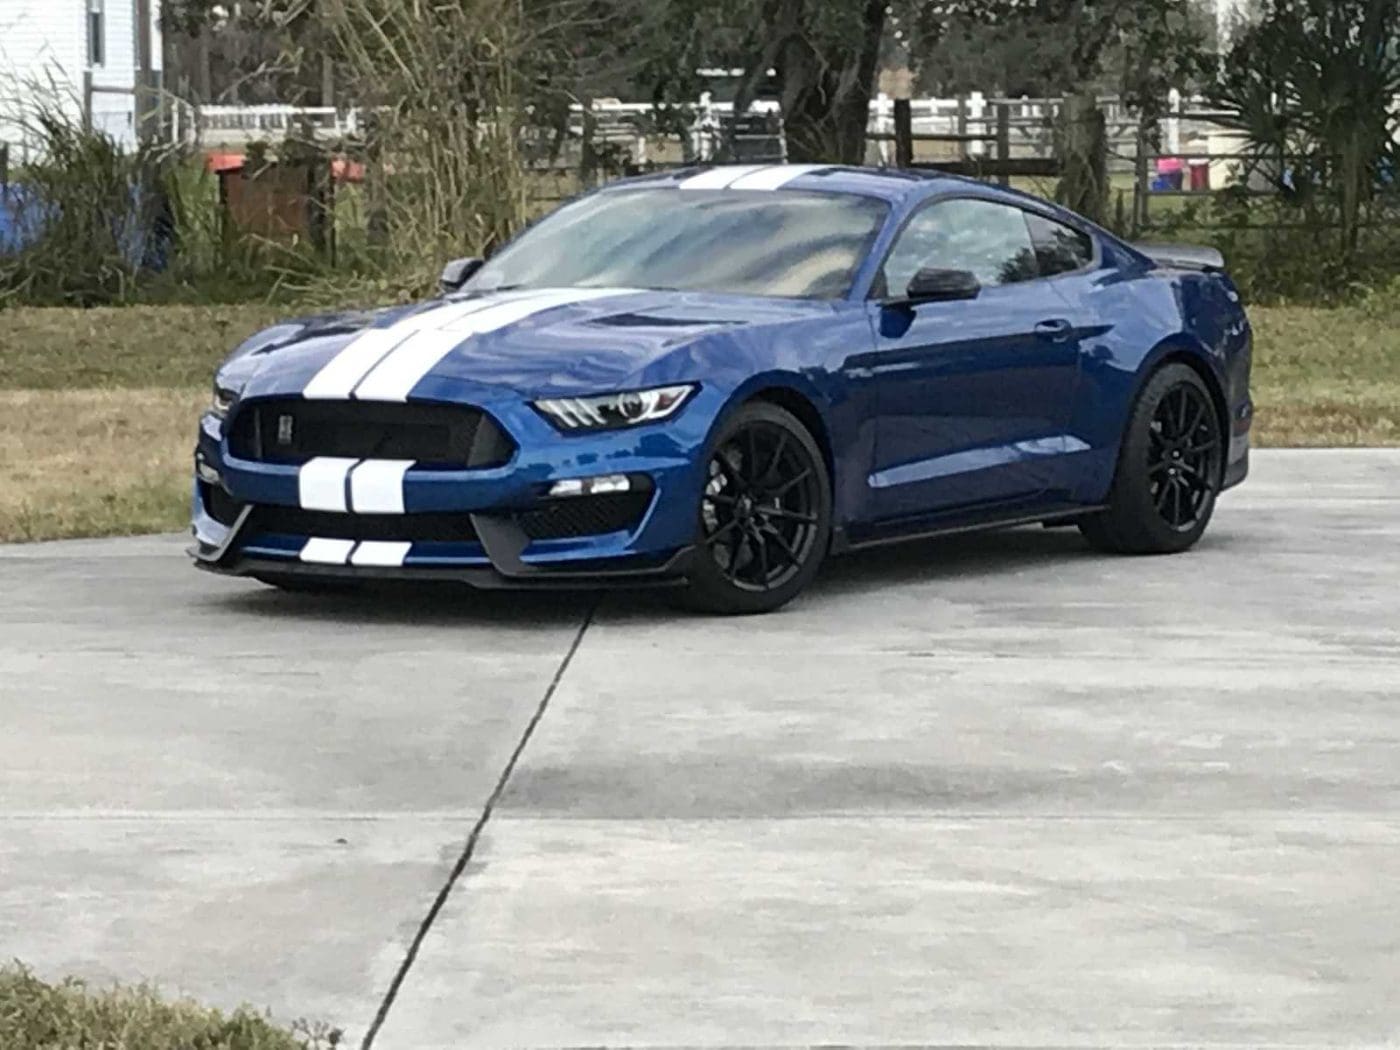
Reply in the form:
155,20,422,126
191,163,1252,613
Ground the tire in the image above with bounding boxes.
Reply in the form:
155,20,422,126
1079,362,1225,555
252,573,363,595
680,401,832,615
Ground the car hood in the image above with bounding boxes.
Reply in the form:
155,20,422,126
223,288,834,403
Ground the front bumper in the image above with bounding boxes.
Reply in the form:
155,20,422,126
190,391,716,588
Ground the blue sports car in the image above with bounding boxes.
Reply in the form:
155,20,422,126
192,163,1252,613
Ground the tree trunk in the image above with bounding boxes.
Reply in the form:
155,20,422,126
1056,90,1108,224
777,0,886,164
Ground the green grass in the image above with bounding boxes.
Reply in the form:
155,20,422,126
0,304,288,388
1250,300,1400,445
0,964,339,1050
0,296,1396,543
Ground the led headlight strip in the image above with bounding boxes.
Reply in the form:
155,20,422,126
534,384,696,432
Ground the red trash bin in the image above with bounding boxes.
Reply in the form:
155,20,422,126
1188,160,1211,191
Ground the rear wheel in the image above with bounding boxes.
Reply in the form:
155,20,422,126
1079,363,1225,555
680,402,831,615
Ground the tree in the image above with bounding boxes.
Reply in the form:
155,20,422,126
907,0,1209,221
1208,0,1400,259
632,0,886,164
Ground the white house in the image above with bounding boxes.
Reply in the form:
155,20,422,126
0,0,162,160
1212,0,1253,47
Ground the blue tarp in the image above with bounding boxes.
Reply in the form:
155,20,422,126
0,184,51,253
0,181,170,269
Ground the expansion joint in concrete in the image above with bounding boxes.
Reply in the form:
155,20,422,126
358,600,599,1049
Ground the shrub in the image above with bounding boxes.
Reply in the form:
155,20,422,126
0,964,340,1050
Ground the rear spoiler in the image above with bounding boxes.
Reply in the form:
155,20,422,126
1134,243,1226,273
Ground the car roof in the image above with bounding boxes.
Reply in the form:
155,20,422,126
600,164,972,205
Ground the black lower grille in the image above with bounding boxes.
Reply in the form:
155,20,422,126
227,399,513,468
200,482,244,527
516,491,653,540
248,505,479,543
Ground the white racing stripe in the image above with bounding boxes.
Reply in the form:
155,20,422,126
350,541,413,567
725,163,830,190
302,296,510,401
349,459,414,514
297,456,358,512
677,164,770,190
300,538,355,564
352,288,628,403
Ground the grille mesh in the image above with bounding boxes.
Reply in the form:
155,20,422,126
516,491,652,540
227,399,512,468
249,506,480,543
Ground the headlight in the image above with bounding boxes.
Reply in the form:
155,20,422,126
210,383,237,418
534,384,696,432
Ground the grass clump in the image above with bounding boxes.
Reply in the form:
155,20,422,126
0,964,339,1049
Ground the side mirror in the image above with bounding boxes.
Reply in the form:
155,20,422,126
439,257,484,294
902,267,981,305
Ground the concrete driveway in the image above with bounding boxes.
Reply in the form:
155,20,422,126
2,449,1398,1048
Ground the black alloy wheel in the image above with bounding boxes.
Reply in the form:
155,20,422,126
1080,362,1224,555
682,401,831,614
1148,380,1221,531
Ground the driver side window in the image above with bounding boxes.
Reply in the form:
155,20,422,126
879,198,1040,298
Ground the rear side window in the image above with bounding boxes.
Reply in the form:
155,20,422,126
1025,212,1095,276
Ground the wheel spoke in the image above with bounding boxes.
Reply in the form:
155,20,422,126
1154,481,1172,512
1184,397,1205,438
725,530,746,582
755,528,771,583
760,506,818,525
762,523,803,569
703,518,740,547
764,431,789,485
771,468,812,498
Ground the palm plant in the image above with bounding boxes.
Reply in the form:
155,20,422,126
1209,0,1400,259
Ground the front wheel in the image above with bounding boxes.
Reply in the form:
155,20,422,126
680,402,832,615
1080,363,1225,555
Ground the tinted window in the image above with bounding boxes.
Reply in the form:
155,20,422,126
468,189,889,300
1026,212,1095,276
880,198,1039,297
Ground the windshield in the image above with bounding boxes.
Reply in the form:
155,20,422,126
466,188,889,300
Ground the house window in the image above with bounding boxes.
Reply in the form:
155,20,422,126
87,0,105,67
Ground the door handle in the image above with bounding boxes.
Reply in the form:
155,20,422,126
1035,318,1074,342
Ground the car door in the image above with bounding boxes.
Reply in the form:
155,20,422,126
863,196,1082,520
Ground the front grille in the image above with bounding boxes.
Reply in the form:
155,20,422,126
248,505,479,543
227,399,513,469
516,490,653,540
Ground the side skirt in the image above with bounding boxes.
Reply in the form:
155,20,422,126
831,502,1106,555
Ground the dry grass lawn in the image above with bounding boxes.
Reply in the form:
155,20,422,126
0,388,205,542
1249,304,1400,446
0,297,1396,543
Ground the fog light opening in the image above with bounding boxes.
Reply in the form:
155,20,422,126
195,454,222,486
